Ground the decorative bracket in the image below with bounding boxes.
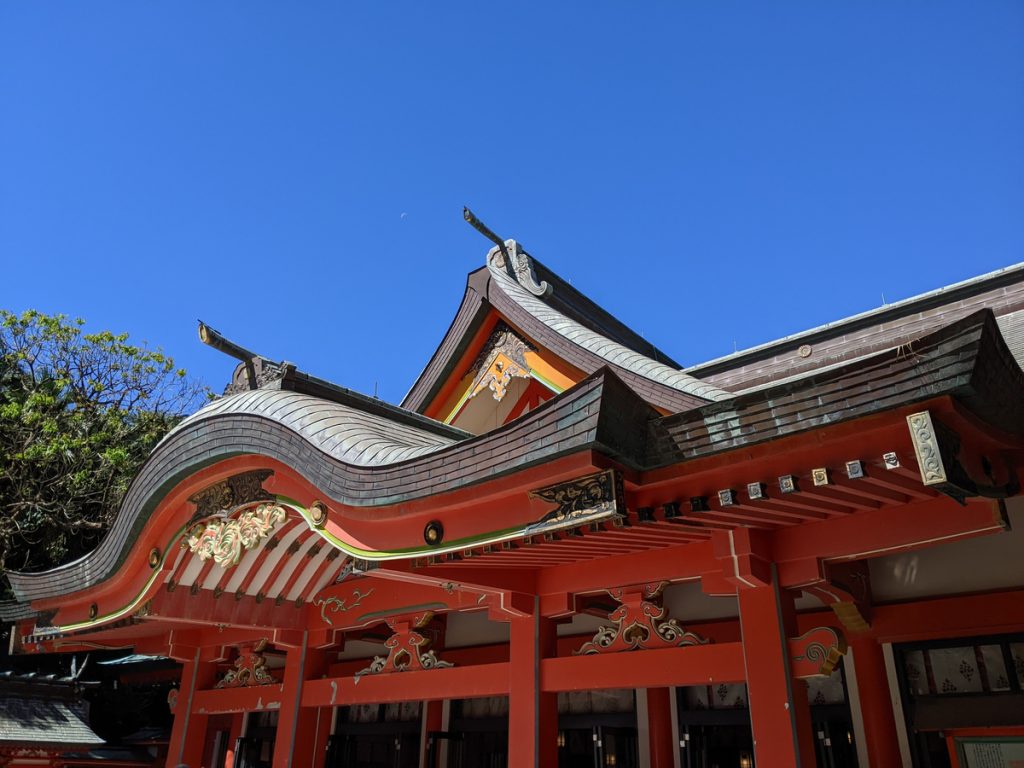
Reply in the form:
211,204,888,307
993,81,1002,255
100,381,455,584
576,582,707,654
468,323,534,402
803,561,872,633
527,469,624,535
356,612,453,676
788,626,847,678
216,640,278,688
185,503,287,568
907,410,1019,505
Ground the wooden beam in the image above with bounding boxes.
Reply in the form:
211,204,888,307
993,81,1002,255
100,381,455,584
542,643,745,691
302,662,509,707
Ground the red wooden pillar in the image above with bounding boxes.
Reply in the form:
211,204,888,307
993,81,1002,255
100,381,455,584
737,579,816,767
848,635,902,767
508,608,558,767
272,635,329,768
168,650,216,768
647,687,676,768
421,700,444,768
223,712,246,768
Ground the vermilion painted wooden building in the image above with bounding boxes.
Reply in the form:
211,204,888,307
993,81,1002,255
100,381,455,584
4,240,1024,768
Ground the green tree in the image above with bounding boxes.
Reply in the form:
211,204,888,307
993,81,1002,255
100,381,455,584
0,310,208,590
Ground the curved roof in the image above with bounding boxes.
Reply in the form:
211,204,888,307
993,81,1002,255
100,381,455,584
162,389,458,466
401,243,733,412
486,246,733,403
6,368,648,603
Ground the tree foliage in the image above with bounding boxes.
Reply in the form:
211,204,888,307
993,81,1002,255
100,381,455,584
0,310,208,588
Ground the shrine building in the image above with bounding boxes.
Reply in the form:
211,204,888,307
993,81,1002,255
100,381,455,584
4,233,1024,768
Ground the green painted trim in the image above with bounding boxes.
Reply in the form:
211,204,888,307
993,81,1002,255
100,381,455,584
52,521,192,634
529,369,563,394
289,496,536,560
43,490,570,639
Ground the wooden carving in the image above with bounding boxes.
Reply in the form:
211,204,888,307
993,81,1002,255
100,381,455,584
788,626,847,678
528,469,624,534
576,582,707,655
468,323,534,403
188,470,274,517
356,612,453,676
185,503,287,568
216,641,278,688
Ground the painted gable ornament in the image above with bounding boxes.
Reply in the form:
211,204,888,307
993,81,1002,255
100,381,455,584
468,323,534,403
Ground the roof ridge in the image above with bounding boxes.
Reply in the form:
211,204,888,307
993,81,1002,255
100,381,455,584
687,262,1024,375
487,242,733,403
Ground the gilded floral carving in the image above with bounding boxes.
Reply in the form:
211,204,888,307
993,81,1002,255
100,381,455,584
185,503,287,568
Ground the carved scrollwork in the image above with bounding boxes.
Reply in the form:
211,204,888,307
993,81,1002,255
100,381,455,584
907,412,947,485
488,239,552,297
355,612,454,676
188,470,274,517
468,323,535,403
216,641,278,688
789,626,847,678
314,586,372,626
185,503,287,568
576,582,707,655
527,469,624,534
906,410,1019,505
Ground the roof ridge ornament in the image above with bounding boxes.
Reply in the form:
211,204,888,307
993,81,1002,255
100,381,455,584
463,206,552,298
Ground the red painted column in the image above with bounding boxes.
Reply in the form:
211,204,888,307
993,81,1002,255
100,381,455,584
508,608,558,767
272,636,329,768
421,700,444,768
223,712,246,768
647,687,676,768
168,651,216,768
737,579,816,767
849,636,903,767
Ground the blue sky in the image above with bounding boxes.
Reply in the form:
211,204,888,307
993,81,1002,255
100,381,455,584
2,3,1022,404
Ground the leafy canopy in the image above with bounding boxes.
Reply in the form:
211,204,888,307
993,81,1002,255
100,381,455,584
0,310,208,589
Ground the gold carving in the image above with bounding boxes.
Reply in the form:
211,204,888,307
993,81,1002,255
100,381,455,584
315,587,373,626
185,503,287,568
468,323,534,403
527,469,624,535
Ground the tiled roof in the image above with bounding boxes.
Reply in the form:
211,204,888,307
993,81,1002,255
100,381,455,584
162,389,458,467
486,249,733,403
0,674,103,748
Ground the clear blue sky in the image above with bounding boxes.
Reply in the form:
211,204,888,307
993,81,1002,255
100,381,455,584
2,3,1022,403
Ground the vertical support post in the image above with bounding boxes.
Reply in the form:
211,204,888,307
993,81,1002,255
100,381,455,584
647,687,676,768
508,601,558,767
168,650,216,768
421,700,444,768
272,634,329,768
847,636,903,767
223,712,246,768
737,574,816,767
